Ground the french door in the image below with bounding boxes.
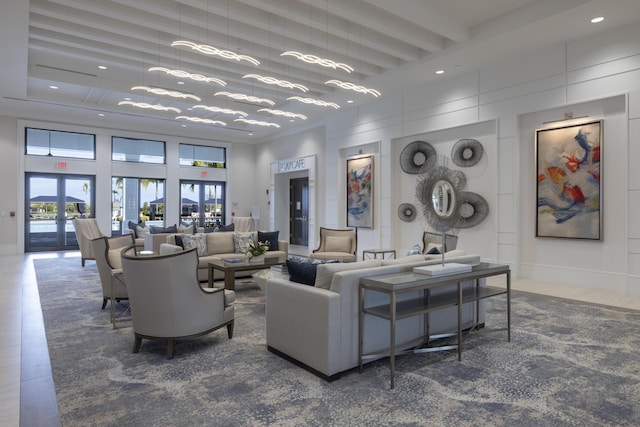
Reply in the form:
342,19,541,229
25,173,95,252
180,180,226,231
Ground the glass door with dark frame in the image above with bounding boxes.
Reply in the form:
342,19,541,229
26,173,95,252
180,180,225,231
111,177,165,235
289,177,309,246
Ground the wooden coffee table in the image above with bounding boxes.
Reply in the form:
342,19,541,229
208,258,284,290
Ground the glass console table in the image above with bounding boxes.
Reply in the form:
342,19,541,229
358,262,510,388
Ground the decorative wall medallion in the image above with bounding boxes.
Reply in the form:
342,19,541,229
399,141,437,174
456,191,489,228
451,138,483,167
398,203,417,222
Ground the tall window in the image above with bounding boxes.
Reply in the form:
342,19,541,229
111,177,165,234
112,136,165,164
179,143,225,168
180,180,225,231
25,128,95,159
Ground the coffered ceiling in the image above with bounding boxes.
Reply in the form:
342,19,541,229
2,0,640,142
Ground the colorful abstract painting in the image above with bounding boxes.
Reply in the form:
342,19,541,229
347,156,373,228
536,120,602,239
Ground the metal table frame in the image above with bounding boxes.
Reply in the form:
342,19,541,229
358,262,510,388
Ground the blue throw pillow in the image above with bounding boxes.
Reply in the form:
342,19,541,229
174,234,184,249
286,259,318,286
258,230,279,251
217,223,235,232
427,246,440,255
128,220,144,238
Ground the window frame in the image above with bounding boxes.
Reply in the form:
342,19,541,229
111,136,166,164
25,127,96,160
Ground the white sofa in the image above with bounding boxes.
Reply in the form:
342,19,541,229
161,231,288,282
265,251,483,380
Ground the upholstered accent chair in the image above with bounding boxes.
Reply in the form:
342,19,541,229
121,247,235,359
310,227,358,263
422,231,458,254
90,234,134,311
73,218,105,266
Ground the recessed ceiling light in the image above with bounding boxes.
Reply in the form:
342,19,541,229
289,119,295,122
49,85,59,89
181,124,187,127
98,113,104,117
435,70,445,75
347,100,354,104
124,97,131,101
177,81,185,85
248,133,254,136
98,65,107,70
591,16,604,23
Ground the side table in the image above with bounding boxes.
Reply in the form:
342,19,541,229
362,248,396,261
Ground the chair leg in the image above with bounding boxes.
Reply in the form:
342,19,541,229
167,338,174,359
101,298,107,310
227,320,234,339
82,258,86,267
133,335,142,353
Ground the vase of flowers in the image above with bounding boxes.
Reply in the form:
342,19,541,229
246,240,270,263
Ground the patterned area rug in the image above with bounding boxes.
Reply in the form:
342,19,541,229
34,257,640,427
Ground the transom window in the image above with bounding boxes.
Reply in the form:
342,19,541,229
179,143,225,168
112,136,165,164
25,128,95,159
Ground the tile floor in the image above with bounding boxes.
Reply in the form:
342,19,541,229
3,249,640,426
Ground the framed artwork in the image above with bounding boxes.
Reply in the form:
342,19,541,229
347,155,373,228
535,120,602,240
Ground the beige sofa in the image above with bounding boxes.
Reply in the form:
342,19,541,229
161,231,288,282
265,251,483,380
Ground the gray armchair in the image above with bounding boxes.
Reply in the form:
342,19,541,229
121,247,235,359
73,218,105,266
310,227,358,263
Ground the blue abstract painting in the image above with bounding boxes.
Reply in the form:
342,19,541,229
347,156,373,228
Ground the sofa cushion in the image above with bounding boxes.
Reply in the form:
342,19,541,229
233,232,255,254
426,243,442,254
425,249,467,260
181,233,207,256
174,234,184,248
381,254,426,266
286,259,317,286
258,230,279,251
217,223,234,232
128,220,144,238
325,235,352,253
205,232,235,255
136,225,149,239
149,224,177,234
107,248,123,269
314,259,383,290
178,222,195,234
286,258,341,286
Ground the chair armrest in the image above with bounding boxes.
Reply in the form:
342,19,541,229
159,243,182,256
266,279,342,376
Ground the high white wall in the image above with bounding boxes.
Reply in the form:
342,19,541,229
258,20,640,294
0,116,20,254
